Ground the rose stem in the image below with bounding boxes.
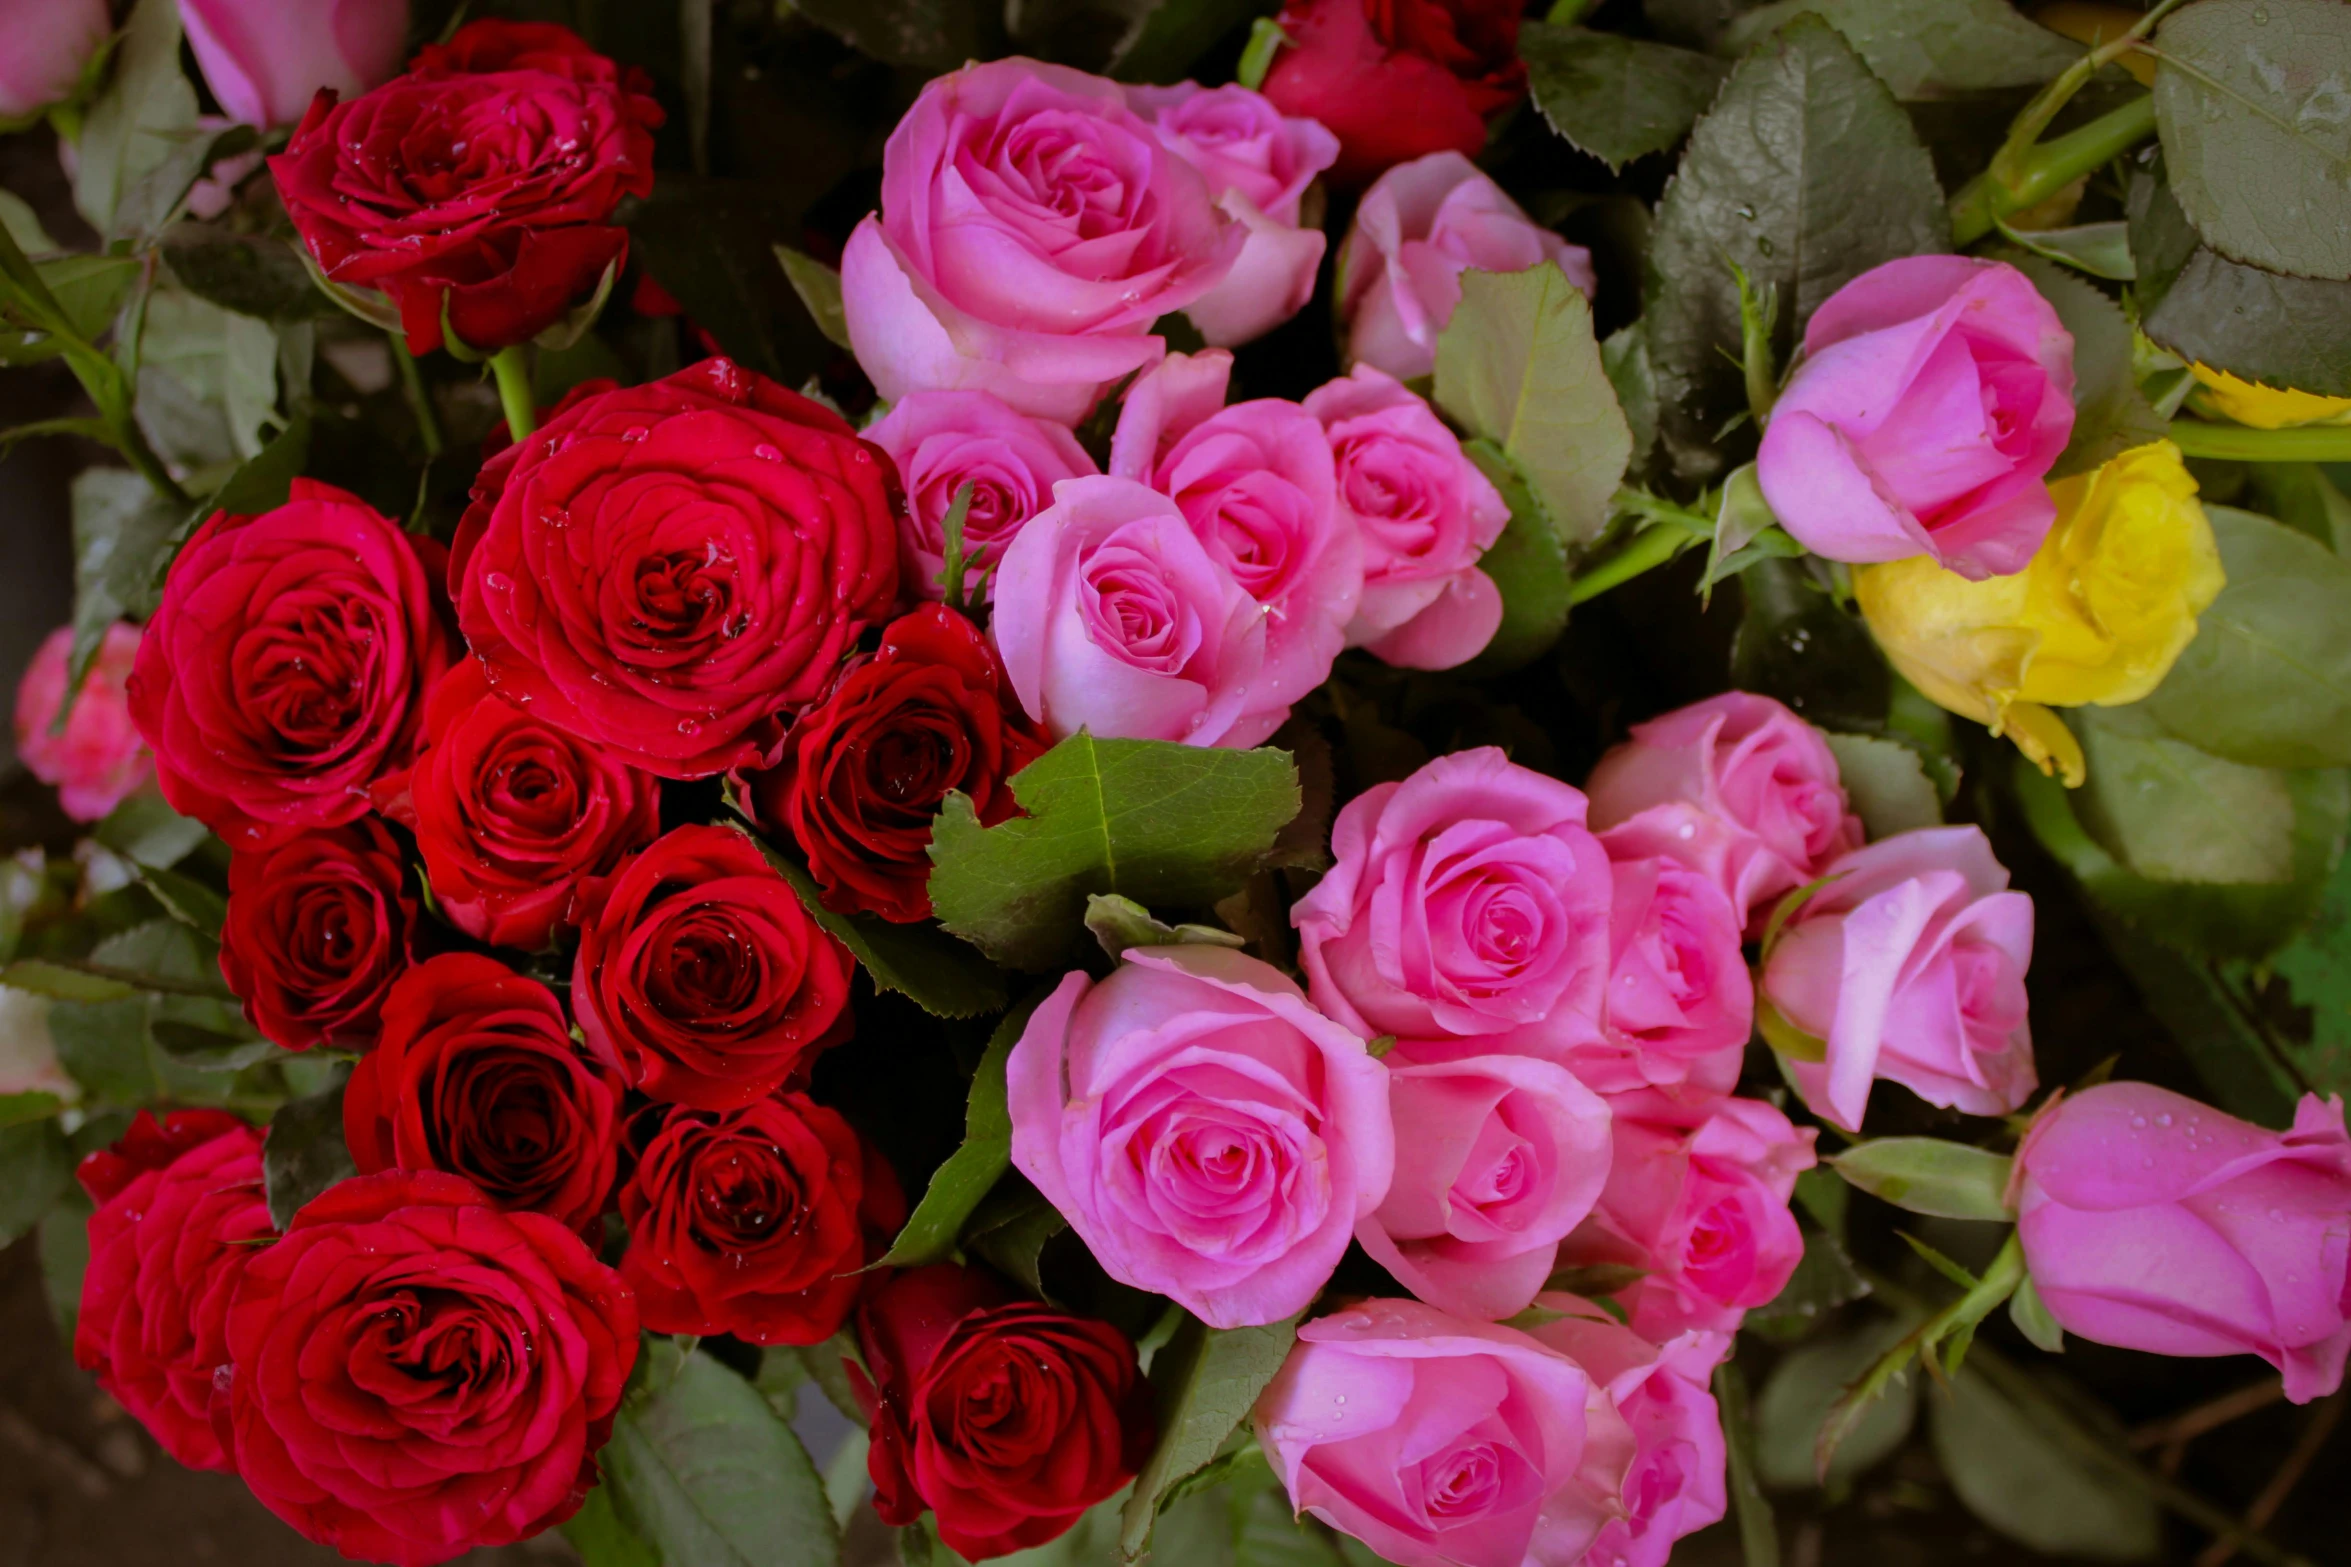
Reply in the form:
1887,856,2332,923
390,333,444,459
2167,422,2351,463
1949,94,2155,244
489,345,537,442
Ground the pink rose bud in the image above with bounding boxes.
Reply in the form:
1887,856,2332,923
2016,1084,2351,1403
0,0,110,121
1254,1298,1634,1567
1757,256,2077,581
1359,1050,1613,1322
1586,692,1863,924
1566,846,1751,1104
1007,946,1392,1328
1762,825,2036,1134
864,389,1099,600
1334,151,1596,382
1304,364,1511,670
182,0,412,129
13,624,154,824
1292,747,1614,1059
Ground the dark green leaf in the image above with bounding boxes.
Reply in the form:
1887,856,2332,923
1602,321,1661,476
2073,706,2300,885
2002,252,2164,479
564,1478,662,1567
1084,893,1247,960
625,179,806,383
1458,440,1573,671
1111,0,1276,83
1821,732,1942,837
1121,1312,1302,1561
2247,463,2351,554
66,468,180,719
0,1118,74,1249
1714,1361,1782,1567
774,246,852,353
1998,220,2134,282
263,1062,355,1230
1520,23,1729,171
0,257,139,364
1721,0,2080,98
2274,846,2351,1098
1731,556,1890,732
134,863,227,941
1833,1138,2013,1220
161,224,332,322
48,996,159,1104
1754,1315,1918,1490
754,840,1009,1019
1748,1224,1870,1332
873,991,1043,1268
93,787,210,870
962,1184,1069,1299
1930,1370,2160,1559
0,1092,62,1129
788,0,981,71
2142,244,2351,400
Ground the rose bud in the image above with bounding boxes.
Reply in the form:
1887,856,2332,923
865,390,1099,601
74,1111,271,1473
0,0,109,120
854,1263,1154,1560
218,818,416,1052
1565,843,1752,1105
2016,1083,2351,1403
182,0,408,129
13,622,153,823
1261,0,1526,187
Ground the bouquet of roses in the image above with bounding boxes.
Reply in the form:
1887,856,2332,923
3,0,2350,1564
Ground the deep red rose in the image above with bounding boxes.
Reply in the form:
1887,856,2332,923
345,953,625,1232
372,657,659,950
452,358,905,778
266,20,661,356
570,823,855,1108
618,1093,903,1345
73,1111,270,1473
853,1264,1154,1560
1261,0,1525,186
742,606,1048,923
218,817,416,1051
222,1170,638,1567
126,479,456,850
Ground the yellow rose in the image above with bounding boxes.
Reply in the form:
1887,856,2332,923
2189,365,2351,430
1854,442,2225,787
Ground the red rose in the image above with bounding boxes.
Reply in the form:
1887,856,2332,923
854,1264,1154,1560
267,20,662,356
571,824,856,1108
218,817,416,1051
372,657,660,950
742,606,1048,923
453,359,904,778
345,953,625,1232
73,1111,271,1473
127,479,455,849
1262,0,1525,186
222,1170,638,1567
618,1093,904,1345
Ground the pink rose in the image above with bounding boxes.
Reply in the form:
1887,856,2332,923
0,0,109,120
1761,825,2036,1133
840,59,1242,424
1126,82,1339,347
182,0,410,129
13,624,153,823
1253,1299,1634,1567
1565,845,1750,1104
2016,1084,2351,1403
1335,151,1596,382
1291,747,1614,1057
1304,364,1509,670
1007,945,1392,1329
1758,256,2076,580
1359,1050,1613,1322
1586,692,1863,923
989,475,1271,747
865,390,1098,600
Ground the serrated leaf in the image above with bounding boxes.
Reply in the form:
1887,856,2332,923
162,224,332,322
2073,706,2298,885
873,991,1043,1269
93,788,210,870
2002,252,2164,480
0,1119,74,1248
1748,1224,1870,1332
1722,0,2081,98
963,1183,1069,1299
753,838,1009,1019
1458,439,1572,672
1120,1312,1302,1561
66,468,180,718
1834,1138,2013,1220
1821,732,1942,839
2142,245,2351,399
1521,23,1729,171
1930,1370,2159,1559
1755,1315,1918,1490
775,246,852,352
134,863,227,941
1999,220,2134,282
262,1061,354,1230
72,0,200,239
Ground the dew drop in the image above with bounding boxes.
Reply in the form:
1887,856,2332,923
2131,1115,2147,1128
753,443,782,462
622,426,649,444
485,571,514,593
678,718,703,737
2156,1113,2173,1127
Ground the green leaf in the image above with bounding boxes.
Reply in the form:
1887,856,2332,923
1713,1361,1781,1567
0,189,57,255
134,285,280,468
1820,732,1942,838
748,840,1008,1019
789,0,981,70
774,246,852,353
2073,706,2299,885
1730,556,1890,734
1997,220,2134,282
2009,1273,2065,1353
1084,893,1247,960
0,256,139,364
92,787,210,870
2002,252,2164,480
1721,0,2080,98
162,224,333,322
1833,1138,2013,1220
1111,0,1277,84
2,961,136,1005
1754,1315,1919,1490
2077,902,2301,1124
1458,440,1573,671
1602,321,1661,476
2153,0,2351,283
1520,23,1729,171
134,863,227,941
927,734,1301,972
65,467,180,717
873,990,1044,1269
564,1478,663,1567
625,178,805,383
262,1061,355,1230
1929,1370,2160,1560
72,0,200,239
1120,1312,1302,1561
1747,1224,1870,1333
792,1334,871,1427
2142,245,2351,399
2274,846,2351,1098
39,1186,95,1345
0,1118,74,1249
963,1185,1069,1299
2247,463,2351,554
0,1092,63,1130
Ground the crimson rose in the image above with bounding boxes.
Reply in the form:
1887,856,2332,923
1262,0,1526,186
218,817,415,1051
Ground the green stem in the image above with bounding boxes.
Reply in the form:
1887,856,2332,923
1951,94,2157,244
1235,17,1288,91
1713,1361,1781,1567
2167,420,2351,463
1568,522,1699,606
391,334,444,459
488,344,537,442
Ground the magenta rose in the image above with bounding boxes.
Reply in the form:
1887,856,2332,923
1564,843,1752,1104
1758,256,2076,579
865,390,1099,599
0,0,109,120
1007,945,1392,1328
13,622,153,823
182,0,408,128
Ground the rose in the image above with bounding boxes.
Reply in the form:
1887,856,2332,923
1757,256,2077,580
128,479,454,848
344,953,625,1231
740,606,1049,923
865,390,1098,599
1291,746,1615,1058
1760,825,2037,1133
989,475,1271,747
839,58,1242,423
371,657,660,949
0,0,109,120
1561,841,1752,1103
619,1093,903,1345
1304,365,1511,669
1261,0,1525,187
268,20,662,355
1008,945,1392,1328
182,0,409,128
856,1263,1154,1560
1253,1299,1634,1567
454,359,902,777
2015,1083,2351,1402
1336,154,1596,381
571,824,855,1109
74,1111,271,1473
218,818,416,1052
1358,1050,1613,1322
222,1170,638,1566
13,622,153,822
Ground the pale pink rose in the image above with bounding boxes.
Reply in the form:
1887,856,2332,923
840,59,1243,424
0,0,110,120
989,475,1270,747
1304,364,1509,669
864,390,1098,599
1762,825,2036,1134
1253,1298,1634,1567
1564,845,1750,1105
1359,1050,1613,1322
2015,1084,2351,1403
1758,256,2076,580
14,624,155,824
1335,151,1596,382
1292,747,1613,1058
1586,693,1863,923
1007,945,1392,1328
181,0,409,129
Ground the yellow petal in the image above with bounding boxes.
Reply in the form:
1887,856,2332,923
2189,365,2351,430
